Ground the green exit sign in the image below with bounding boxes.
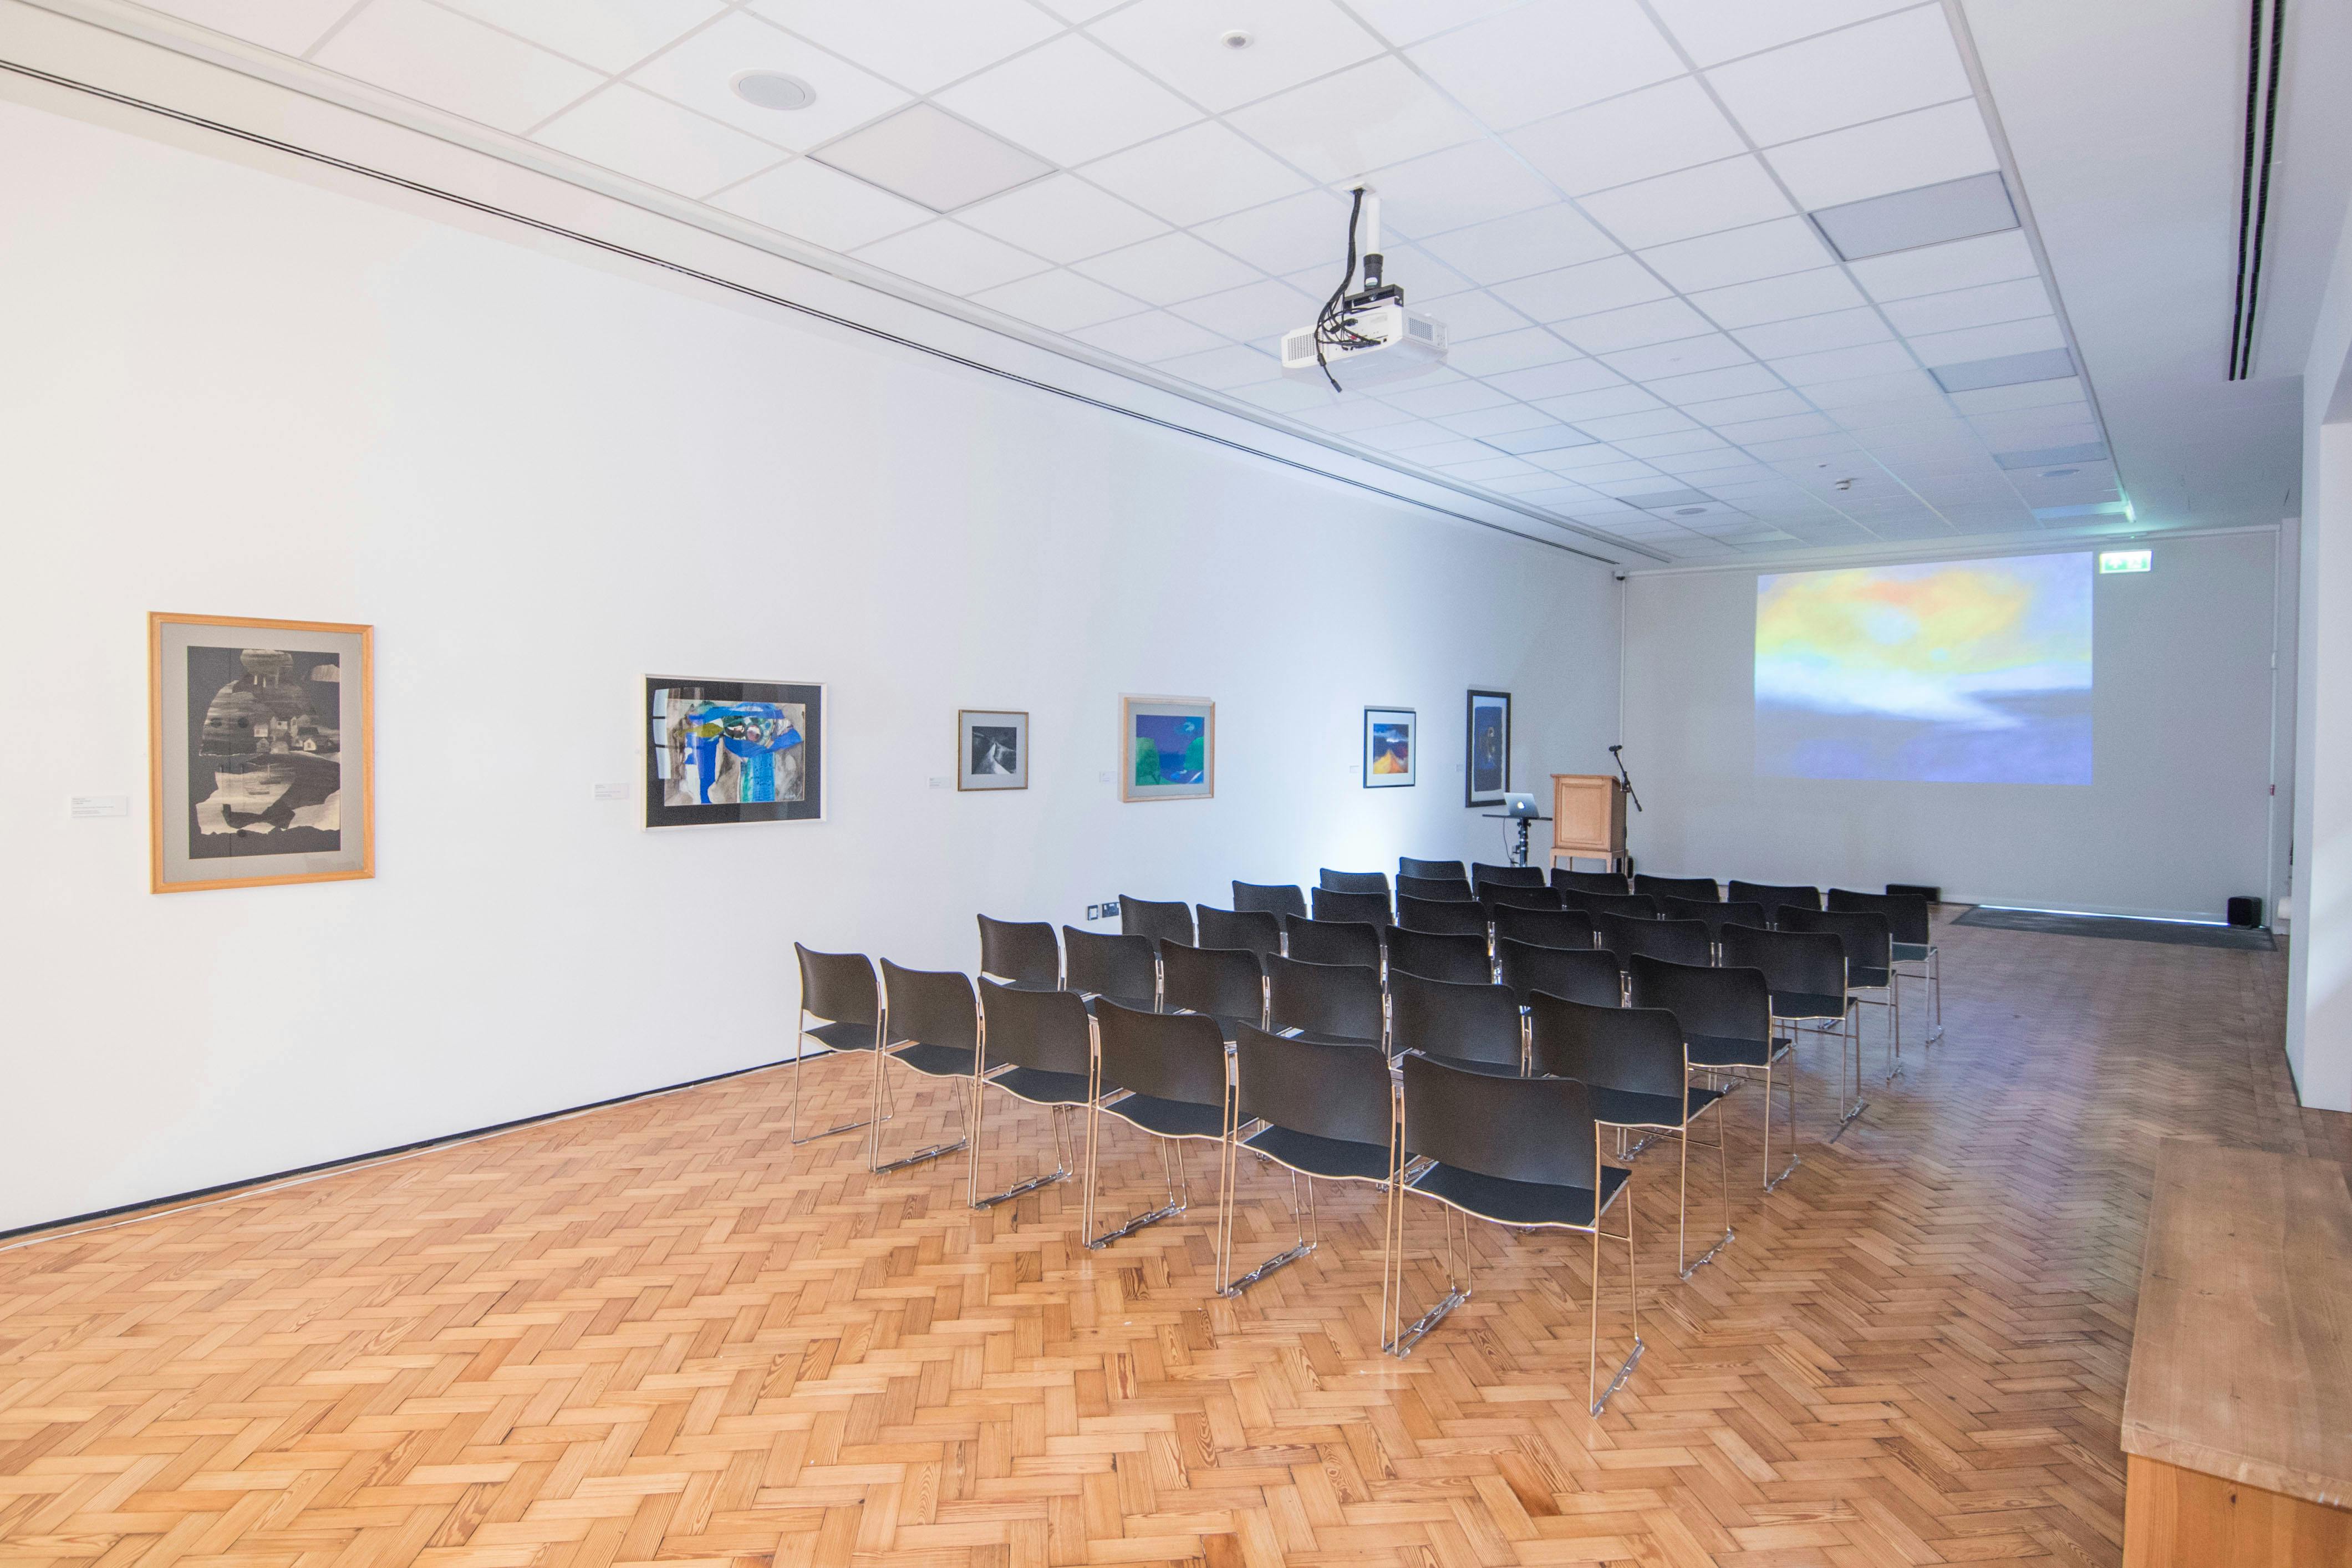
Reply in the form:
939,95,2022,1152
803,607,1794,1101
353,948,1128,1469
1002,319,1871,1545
2099,548,2152,574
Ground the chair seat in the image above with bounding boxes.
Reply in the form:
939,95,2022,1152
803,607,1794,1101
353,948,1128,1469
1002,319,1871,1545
1684,1031,1790,1069
891,1042,976,1078
1770,991,1849,1022
1587,1083,1727,1129
1893,942,1934,963
982,975,1064,993
1421,1052,1521,1078
1081,991,1158,1016
984,1065,1091,1107
1175,1009,1260,1042
1850,966,1892,990
1243,1125,1392,1182
1102,1092,1227,1139
1407,1162,1629,1228
804,1020,880,1052
1282,1027,1383,1048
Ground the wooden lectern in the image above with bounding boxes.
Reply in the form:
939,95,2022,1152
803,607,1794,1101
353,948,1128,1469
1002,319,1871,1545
1550,773,1626,874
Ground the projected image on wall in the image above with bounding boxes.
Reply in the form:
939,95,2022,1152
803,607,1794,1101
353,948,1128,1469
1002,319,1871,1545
1755,552,2093,785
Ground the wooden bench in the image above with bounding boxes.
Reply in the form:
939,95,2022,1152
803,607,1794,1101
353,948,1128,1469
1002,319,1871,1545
2121,1138,2352,1565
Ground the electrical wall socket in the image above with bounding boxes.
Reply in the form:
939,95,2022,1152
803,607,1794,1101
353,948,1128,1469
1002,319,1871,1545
1085,904,1099,921
1101,897,1119,918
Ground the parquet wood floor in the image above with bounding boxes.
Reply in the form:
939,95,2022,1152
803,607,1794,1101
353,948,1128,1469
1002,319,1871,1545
3,918,2343,1568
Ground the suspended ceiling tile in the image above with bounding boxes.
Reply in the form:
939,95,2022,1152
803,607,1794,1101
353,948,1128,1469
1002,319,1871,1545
1579,156,1794,250
1072,230,1261,304
1638,216,1835,292
1354,140,1560,238
710,155,933,250
935,33,1200,165
851,218,1051,294
1223,56,1483,184
1704,7,1972,146
1417,205,1620,286
1504,77,1747,196
1191,190,1352,274
1687,267,1868,329
969,267,1148,331
1730,306,1895,360
1878,275,2054,336
1847,228,2039,302
441,0,725,76
751,0,1058,94
1764,98,1999,210
1490,256,1674,325
627,10,908,148
1168,277,1320,341
536,84,782,196
1406,0,1686,130
957,174,1169,264
315,0,603,135
1081,121,1311,227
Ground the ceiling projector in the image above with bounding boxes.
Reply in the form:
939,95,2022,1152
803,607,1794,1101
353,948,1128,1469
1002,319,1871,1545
1280,186,1448,390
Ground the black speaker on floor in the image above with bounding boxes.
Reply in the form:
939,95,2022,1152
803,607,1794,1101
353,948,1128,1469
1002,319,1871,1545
1887,882,1941,903
2228,896,2264,928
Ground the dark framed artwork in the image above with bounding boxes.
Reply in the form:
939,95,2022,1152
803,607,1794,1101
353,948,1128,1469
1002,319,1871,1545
1465,688,1511,807
1363,706,1416,788
959,709,1029,791
645,675,823,827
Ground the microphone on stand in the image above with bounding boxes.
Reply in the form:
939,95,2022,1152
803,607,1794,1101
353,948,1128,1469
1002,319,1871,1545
1608,744,1643,813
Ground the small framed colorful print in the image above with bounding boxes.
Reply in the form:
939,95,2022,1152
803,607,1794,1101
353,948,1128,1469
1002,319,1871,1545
645,676,823,827
1465,688,1511,807
1121,695,1214,802
1363,706,1416,788
959,709,1029,791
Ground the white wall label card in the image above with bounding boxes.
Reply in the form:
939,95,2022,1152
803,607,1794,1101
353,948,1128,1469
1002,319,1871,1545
70,795,129,818
591,782,629,801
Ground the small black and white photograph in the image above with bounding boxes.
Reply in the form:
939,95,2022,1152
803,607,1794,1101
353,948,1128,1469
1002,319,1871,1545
958,709,1029,791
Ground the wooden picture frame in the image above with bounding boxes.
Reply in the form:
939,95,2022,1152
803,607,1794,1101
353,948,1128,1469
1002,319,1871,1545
1121,695,1215,802
1363,706,1416,788
1465,688,1511,808
958,709,1029,791
149,612,375,893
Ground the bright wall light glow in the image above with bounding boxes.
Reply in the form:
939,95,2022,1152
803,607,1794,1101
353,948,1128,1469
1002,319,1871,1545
1755,552,2094,785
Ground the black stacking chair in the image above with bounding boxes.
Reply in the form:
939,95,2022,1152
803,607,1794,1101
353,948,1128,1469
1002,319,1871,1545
1491,904,1596,951
1391,1055,1641,1414
1320,868,1391,895
1722,923,1857,1131
1197,905,1282,961
1629,955,1796,1193
1265,953,1383,1045
872,960,979,1175
1083,1001,1234,1250
1282,915,1383,970
1554,868,1630,895
1498,938,1624,1009
1830,889,1941,1048
1472,862,1545,890
1121,895,1195,946
1563,889,1659,922
1388,970,1523,1075
1384,926,1494,986
1397,893,1489,936
1781,907,1899,1083
977,914,1060,991
1633,874,1718,903
1160,942,1266,1042
1233,881,1307,920
1312,887,1393,926
1727,881,1821,923
1400,856,1467,882
1223,1027,1399,1307
792,944,887,1147
1595,912,1714,973
1478,882,1563,912
1062,926,1158,1014
970,981,1092,1213
1397,872,1475,904
1529,995,1731,1279
1656,897,1768,950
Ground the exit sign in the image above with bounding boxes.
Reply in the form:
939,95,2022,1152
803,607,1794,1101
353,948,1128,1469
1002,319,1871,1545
2099,548,2152,574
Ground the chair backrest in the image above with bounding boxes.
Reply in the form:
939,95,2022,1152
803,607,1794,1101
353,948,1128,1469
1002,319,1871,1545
1232,880,1308,920
978,980,1092,1076
1526,994,1686,1099
879,959,978,1051
1561,889,1658,922
1720,924,1846,1005
1552,867,1630,895
1727,880,1822,918
1397,893,1490,936
795,943,878,1026
1478,882,1564,912
1401,1053,1597,1192
1655,896,1766,941
1779,906,1891,974
1399,856,1468,882
1491,904,1597,951
1196,905,1284,960
1061,926,1159,1004
1160,941,1266,1026
1236,1025,1395,1149
1595,912,1714,970
1093,999,1229,1107
1633,873,1719,903
1384,925,1495,985
1319,868,1391,895
1627,954,1768,1045
1264,953,1384,1041
1472,862,1546,890
1121,895,1195,946
1387,970,1523,1072
1497,938,1625,1008
1397,872,1475,904
1827,888,1931,946
976,914,1060,987
1311,886,1393,926
1282,915,1383,969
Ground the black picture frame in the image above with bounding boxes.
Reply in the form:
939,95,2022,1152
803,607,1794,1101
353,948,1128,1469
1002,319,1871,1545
644,675,824,828
1465,688,1510,808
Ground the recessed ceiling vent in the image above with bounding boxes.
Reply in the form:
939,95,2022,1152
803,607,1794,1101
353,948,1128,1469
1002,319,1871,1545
2228,0,2287,380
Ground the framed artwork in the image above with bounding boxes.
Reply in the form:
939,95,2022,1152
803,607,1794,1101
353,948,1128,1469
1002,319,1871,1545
1121,695,1214,802
1363,706,1416,788
1465,688,1511,807
959,709,1029,791
645,675,823,828
149,612,374,893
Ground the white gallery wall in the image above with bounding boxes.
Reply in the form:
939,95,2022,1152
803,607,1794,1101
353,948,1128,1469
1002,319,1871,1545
1620,531,2283,920
0,91,1619,1234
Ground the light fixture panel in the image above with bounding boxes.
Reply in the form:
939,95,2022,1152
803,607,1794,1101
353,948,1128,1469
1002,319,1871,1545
1931,347,2078,393
813,102,1053,212
1810,170,2018,262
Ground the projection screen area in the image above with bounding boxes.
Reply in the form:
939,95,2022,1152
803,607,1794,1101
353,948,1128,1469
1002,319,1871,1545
1755,552,2094,786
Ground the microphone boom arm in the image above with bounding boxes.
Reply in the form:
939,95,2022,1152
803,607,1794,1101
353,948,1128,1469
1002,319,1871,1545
1608,744,1643,813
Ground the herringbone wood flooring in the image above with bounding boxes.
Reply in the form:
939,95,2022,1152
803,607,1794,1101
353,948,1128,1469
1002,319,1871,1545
2,918,2342,1567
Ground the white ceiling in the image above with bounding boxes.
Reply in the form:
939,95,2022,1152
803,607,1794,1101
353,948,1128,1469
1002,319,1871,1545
93,0,2291,560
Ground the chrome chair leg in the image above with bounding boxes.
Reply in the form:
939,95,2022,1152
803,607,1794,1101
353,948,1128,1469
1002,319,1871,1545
790,1015,882,1146
1589,1194,1642,1417
1391,1196,1471,1357
969,1094,1075,1211
1762,1056,1799,1192
1086,1116,1198,1248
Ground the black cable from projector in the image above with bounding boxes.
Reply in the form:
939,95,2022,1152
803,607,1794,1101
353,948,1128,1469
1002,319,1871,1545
1311,187,1381,393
